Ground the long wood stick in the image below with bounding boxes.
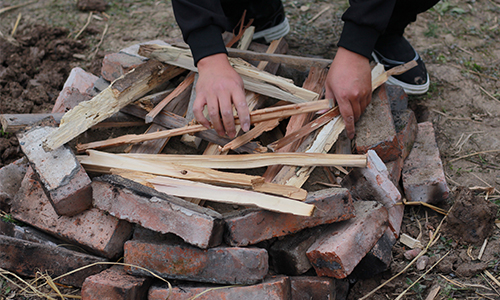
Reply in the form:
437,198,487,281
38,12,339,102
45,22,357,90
138,44,319,104
79,150,264,188
226,48,333,69
112,152,367,169
42,60,184,151
77,99,335,152
148,176,315,216
0,112,144,133
145,72,195,123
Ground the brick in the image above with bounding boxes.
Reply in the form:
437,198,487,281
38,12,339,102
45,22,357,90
101,52,145,82
224,188,355,247
342,150,401,209
393,109,418,160
17,126,92,216
92,175,224,249
349,228,396,279
11,168,133,259
385,84,408,112
124,238,268,285
402,122,450,204
81,265,152,300
385,157,404,186
0,157,28,211
270,226,324,275
388,203,405,238
52,67,98,113
0,235,107,287
290,276,342,300
0,219,61,247
355,85,402,162
148,276,291,300
306,200,388,279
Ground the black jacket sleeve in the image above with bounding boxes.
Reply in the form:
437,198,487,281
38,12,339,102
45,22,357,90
171,0,230,65
338,0,396,58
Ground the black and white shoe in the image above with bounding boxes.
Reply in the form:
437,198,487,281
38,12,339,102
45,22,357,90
372,36,430,95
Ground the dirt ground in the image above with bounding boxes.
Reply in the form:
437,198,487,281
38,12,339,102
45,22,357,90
1,0,499,299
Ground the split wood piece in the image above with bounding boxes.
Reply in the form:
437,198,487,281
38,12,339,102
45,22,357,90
42,60,184,151
79,150,264,188
268,107,340,152
106,167,306,200
146,174,315,216
127,123,170,154
180,74,202,149
238,26,255,50
372,60,418,90
1,112,144,133
138,44,319,104
221,118,280,152
120,104,266,154
263,66,328,181
145,72,195,123
227,48,333,69
272,116,345,187
118,152,367,169
77,99,335,152
399,233,423,249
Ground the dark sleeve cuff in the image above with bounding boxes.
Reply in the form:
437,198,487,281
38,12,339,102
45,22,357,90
337,21,380,59
187,25,228,66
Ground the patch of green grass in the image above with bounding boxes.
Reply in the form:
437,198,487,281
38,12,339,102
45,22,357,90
425,22,439,38
405,278,427,300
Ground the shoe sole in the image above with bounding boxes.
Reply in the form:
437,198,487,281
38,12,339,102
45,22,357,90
253,18,290,43
371,52,430,95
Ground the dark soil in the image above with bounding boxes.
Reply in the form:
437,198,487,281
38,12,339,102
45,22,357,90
0,26,88,168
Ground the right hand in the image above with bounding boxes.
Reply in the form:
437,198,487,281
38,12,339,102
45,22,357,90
193,53,250,138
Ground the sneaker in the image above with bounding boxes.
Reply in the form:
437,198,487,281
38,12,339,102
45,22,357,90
372,36,430,95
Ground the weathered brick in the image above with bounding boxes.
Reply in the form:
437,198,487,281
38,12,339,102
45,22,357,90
393,109,418,160
17,126,92,216
0,157,28,211
402,122,450,204
385,84,408,112
124,238,268,285
342,150,401,209
81,265,152,300
290,276,343,300
11,168,133,259
224,188,355,247
385,157,404,186
92,175,224,249
270,226,324,275
0,219,61,247
0,235,107,287
355,85,402,162
349,228,396,279
388,203,405,238
148,276,291,300
306,201,388,279
53,67,98,113
101,52,145,82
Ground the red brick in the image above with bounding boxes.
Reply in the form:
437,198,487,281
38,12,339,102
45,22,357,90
101,52,145,82
355,85,402,162
0,235,107,287
306,200,388,279
0,157,28,211
11,168,133,259
393,109,418,160
81,265,151,300
224,188,355,247
17,126,92,216
290,276,344,300
148,276,291,300
270,226,324,275
402,122,450,204
385,84,408,112
388,203,405,238
385,157,404,186
53,67,98,113
342,150,401,209
0,218,61,247
92,175,223,249
350,228,396,279
124,238,268,285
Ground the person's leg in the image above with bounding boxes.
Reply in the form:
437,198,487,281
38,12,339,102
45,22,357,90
373,0,439,94
220,0,289,42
